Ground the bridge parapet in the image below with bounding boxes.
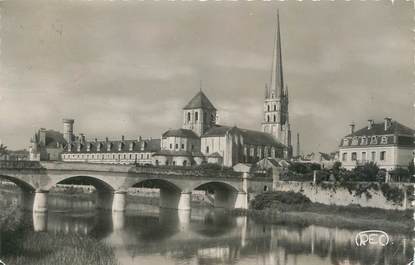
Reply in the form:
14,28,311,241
130,165,243,179
0,160,43,169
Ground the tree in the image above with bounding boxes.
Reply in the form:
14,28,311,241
408,160,415,176
353,161,380,182
0,144,8,157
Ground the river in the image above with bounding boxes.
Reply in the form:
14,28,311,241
0,188,412,265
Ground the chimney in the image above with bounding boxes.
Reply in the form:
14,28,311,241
79,133,86,144
368,120,374,130
105,137,109,142
349,123,355,134
137,136,142,142
384,117,392,131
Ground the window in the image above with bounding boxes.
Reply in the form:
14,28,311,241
342,153,347,161
380,151,386,161
371,151,376,161
191,144,194,151
274,105,276,111
351,152,357,161
273,115,276,122
141,154,144,159
343,139,349,146
173,161,176,166
155,160,159,166
263,185,268,192
370,136,377,145
362,152,366,161
129,154,132,159
181,144,185,149
187,112,191,122
352,137,359,145
183,160,187,166
195,112,198,122
170,144,173,149
381,136,387,145
206,146,209,153
147,154,149,159
267,105,270,112
361,137,367,145
123,154,126,159
250,147,255,157
267,115,270,122
175,144,178,149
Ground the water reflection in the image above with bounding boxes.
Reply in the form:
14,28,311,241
0,189,412,265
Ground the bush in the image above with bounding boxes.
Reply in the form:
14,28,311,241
251,191,310,210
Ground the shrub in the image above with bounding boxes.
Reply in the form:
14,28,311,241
251,191,310,210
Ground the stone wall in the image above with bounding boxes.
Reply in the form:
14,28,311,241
273,181,412,211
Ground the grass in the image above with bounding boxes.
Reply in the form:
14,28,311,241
231,191,414,233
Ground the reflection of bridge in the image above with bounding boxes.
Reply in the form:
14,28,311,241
0,161,271,213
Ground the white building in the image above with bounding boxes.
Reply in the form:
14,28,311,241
339,118,415,170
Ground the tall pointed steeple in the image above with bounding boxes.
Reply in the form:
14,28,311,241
269,10,284,99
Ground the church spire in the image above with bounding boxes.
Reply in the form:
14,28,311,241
269,9,284,99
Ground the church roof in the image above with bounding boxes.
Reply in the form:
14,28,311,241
162,129,199,139
345,121,415,137
202,125,285,147
183,91,216,110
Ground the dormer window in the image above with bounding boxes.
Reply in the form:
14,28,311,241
361,137,367,145
107,143,111,151
352,137,359,146
370,136,378,145
97,143,101,152
343,139,349,146
381,136,387,145
118,142,123,151
77,144,81,152
129,142,134,151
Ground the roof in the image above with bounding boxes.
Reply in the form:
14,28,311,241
183,91,216,110
162,129,199,139
153,150,193,157
63,138,161,154
36,130,66,148
202,125,285,147
346,121,415,137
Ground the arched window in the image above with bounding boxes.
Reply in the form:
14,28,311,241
274,105,276,111
267,105,270,112
206,146,209,153
187,112,191,122
267,115,270,122
195,112,199,122
273,115,276,122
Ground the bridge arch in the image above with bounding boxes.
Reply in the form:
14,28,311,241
193,181,246,209
129,178,189,210
0,174,36,192
53,175,116,193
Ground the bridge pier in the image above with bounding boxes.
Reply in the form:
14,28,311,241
214,191,248,209
160,190,191,210
112,191,127,212
33,190,49,213
112,211,125,230
97,191,127,212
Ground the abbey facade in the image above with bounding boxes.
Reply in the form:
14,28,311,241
29,12,293,167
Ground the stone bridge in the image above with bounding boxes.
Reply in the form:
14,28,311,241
0,161,271,212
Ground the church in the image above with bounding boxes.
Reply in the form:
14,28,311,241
32,12,293,167
154,11,292,167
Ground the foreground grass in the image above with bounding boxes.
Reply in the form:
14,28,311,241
231,191,413,233
0,209,118,265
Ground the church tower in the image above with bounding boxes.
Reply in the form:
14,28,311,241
182,91,217,137
261,10,292,158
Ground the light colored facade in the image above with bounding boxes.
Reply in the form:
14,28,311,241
339,118,415,170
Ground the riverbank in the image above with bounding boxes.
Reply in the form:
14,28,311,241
231,192,413,233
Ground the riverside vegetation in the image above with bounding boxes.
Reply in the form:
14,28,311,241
232,191,413,233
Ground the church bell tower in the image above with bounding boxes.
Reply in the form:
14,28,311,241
261,10,292,158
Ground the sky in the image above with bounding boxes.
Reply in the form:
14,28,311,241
0,0,413,154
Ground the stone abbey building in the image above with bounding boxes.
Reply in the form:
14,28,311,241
29,12,293,167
